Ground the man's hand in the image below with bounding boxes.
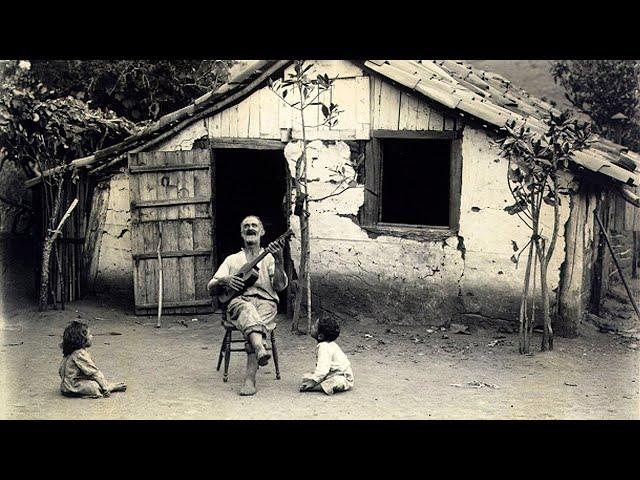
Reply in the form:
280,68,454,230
266,237,286,262
221,275,245,292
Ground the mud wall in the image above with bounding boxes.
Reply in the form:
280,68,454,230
283,126,573,325
90,173,133,300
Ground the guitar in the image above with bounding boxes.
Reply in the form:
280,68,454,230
217,229,294,304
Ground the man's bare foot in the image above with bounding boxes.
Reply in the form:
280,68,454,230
256,347,271,367
110,382,127,393
239,379,256,396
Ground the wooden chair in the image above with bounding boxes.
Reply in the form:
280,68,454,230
216,310,281,383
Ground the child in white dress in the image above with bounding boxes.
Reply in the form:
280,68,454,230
300,317,354,395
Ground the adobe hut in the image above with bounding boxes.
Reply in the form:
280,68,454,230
26,60,640,333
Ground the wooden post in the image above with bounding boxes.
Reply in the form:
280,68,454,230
557,190,586,338
633,231,638,279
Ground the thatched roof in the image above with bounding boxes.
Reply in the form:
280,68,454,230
27,60,640,198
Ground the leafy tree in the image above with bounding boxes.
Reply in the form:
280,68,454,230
551,60,640,148
0,60,138,309
29,60,235,122
499,111,592,353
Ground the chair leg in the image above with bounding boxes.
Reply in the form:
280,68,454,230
271,329,280,380
223,329,232,383
217,330,228,371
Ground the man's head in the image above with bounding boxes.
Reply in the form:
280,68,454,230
311,317,341,343
240,215,265,246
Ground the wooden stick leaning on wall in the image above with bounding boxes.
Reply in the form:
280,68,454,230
156,222,164,328
595,214,640,321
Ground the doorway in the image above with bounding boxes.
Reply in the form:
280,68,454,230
213,148,290,310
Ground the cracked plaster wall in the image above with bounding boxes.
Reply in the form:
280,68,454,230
284,128,572,325
457,126,571,322
93,173,133,299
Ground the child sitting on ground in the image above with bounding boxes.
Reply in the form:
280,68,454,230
59,320,127,398
300,317,354,395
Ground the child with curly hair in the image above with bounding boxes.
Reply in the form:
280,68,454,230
300,317,354,395
59,320,127,398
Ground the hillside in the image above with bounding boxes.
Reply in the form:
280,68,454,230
466,60,571,109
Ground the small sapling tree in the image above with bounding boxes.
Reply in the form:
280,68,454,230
269,60,343,334
499,111,591,353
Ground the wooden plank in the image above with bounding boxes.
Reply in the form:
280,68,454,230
209,113,222,138
133,249,212,261
178,217,196,302
449,138,463,230
371,76,382,130
129,164,210,174
132,197,211,209
179,257,196,301
355,75,370,139
161,221,179,303
220,107,231,137
371,129,459,140
428,107,445,131
444,113,455,130
378,80,401,130
363,138,381,225
133,210,211,224
399,92,420,130
193,218,212,250
210,138,285,150
260,87,281,139
237,97,251,138
136,298,214,309
248,90,261,138
179,169,196,219
194,255,213,301
416,99,431,130
279,93,293,130
228,104,239,137
143,228,157,304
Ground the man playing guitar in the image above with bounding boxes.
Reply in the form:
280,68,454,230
207,215,288,396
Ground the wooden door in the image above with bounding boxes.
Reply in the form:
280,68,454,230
129,150,214,315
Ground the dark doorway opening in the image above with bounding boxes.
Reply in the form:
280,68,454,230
213,148,289,310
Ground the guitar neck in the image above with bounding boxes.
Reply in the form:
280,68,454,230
245,249,270,271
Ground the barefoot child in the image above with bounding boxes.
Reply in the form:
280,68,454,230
300,317,354,395
59,320,127,398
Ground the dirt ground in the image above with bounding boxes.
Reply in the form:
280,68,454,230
1,236,639,420
1,296,638,420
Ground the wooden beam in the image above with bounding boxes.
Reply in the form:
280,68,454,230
131,197,211,209
129,164,210,174
617,185,640,208
136,298,213,309
371,129,459,140
133,249,213,261
210,138,286,150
